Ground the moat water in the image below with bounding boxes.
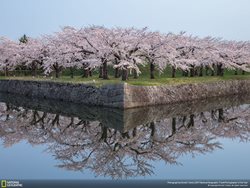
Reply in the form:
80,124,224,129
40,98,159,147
0,92,250,180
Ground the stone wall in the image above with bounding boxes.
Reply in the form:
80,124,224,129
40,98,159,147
0,80,124,108
0,79,250,108
124,80,250,108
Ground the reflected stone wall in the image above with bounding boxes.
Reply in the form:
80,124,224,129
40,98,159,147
1,92,250,132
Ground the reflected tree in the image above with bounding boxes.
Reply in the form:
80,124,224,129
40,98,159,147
0,100,250,179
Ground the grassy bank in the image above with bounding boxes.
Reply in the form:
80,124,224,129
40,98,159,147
1,74,250,87
1,65,250,86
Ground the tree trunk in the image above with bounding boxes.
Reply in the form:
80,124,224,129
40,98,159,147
171,66,176,78
133,69,138,79
115,68,119,78
89,69,92,77
4,66,9,77
114,58,120,78
122,69,128,81
132,128,137,137
70,67,74,78
242,70,245,75
53,63,60,78
100,124,107,142
234,69,238,75
99,66,103,78
102,61,108,79
83,68,89,78
150,62,155,79
205,66,209,76
24,67,27,76
220,67,224,76
182,70,188,77
217,64,221,76
190,66,195,77
218,108,224,122
194,67,198,76
187,114,195,128
211,64,215,76
55,69,59,78
31,61,37,77
217,64,224,76
199,66,203,77
149,122,155,137
172,117,176,134
182,116,187,126
32,68,37,77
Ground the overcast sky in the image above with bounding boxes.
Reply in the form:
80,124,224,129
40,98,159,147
0,0,249,41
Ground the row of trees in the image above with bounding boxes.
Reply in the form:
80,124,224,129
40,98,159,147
1,26,250,80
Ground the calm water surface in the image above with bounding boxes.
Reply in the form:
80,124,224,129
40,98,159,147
0,93,250,180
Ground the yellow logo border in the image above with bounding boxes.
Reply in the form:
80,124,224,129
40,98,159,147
1,180,7,188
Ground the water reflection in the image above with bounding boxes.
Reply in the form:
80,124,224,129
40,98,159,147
0,93,250,179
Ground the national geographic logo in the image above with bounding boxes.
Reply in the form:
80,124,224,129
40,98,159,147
1,180,22,187
1,180,6,188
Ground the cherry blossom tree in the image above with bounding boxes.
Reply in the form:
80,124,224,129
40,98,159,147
19,37,46,76
0,38,21,76
110,27,148,80
138,31,177,79
1,26,250,79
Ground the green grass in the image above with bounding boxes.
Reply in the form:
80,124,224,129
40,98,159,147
1,73,250,87
0,75,120,87
1,66,250,86
128,74,250,86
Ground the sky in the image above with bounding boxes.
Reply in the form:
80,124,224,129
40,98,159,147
0,0,250,41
